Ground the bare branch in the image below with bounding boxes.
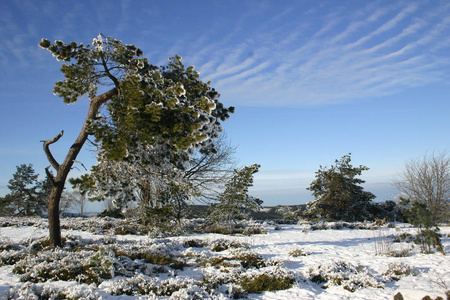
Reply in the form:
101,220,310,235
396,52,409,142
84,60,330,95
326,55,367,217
395,151,450,222
73,160,88,172
45,166,56,187
41,130,64,171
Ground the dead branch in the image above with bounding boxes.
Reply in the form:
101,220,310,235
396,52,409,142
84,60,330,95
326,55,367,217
45,166,56,186
41,130,64,171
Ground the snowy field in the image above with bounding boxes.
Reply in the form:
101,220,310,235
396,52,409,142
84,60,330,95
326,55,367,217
0,217,449,299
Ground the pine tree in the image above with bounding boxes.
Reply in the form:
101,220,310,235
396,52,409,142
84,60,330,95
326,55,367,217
306,154,375,221
210,164,262,225
39,35,233,246
0,195,14,216
6,164,48,216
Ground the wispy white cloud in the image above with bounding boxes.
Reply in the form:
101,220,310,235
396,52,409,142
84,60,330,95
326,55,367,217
346,4,419,50
181,1,450,107
2,0,448,108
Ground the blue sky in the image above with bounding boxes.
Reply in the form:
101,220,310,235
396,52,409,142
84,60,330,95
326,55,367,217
1,0,449,206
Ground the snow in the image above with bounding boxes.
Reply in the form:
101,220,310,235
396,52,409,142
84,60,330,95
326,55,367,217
0,218,449,299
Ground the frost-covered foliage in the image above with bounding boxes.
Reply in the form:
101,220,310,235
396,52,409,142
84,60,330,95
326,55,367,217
382,262,417,281
5,233,188,285
288,247,311,257
12,247,115,284
108,275,211,298
202,219,267,235
276,205,302,222
209,239,249,252
0,217,48,228
0,216,268,239
209,164,262,225
308,260,384,292
0,236,26,266
5,282,100,300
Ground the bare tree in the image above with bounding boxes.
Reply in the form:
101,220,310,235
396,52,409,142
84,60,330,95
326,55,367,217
395,151,450,223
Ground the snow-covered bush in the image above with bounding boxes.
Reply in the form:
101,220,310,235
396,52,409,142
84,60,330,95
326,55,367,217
12,247,116,284
198,256,241,268
242,224,267,235
310,221,328,230
209,239,248,252
183,238,208,248
144,252,186,270
0,217,47,229
308,260,384,292
109,274,210,297
202,265,243,287
239,267,295,293
0,236,26,266
382,262,417,281
168,284,213,299
230,248,266,269
5,282,100,300
288,247,311,257
82,247,116,283
0,248,26,266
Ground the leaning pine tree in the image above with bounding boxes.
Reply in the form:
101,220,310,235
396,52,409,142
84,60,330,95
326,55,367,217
210,163,262,227
39,35,234,247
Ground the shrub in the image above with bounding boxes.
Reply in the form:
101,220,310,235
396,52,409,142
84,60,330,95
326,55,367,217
222,283,247,299
183,238,208,248
144,252,185,270
110,274,210,297
288,247,310,257
310,221,328,230
242,225,267,235
202,220,266,236
0,249,26,266
240,268,294,293
0,236,27,266
276,205,302,222
232,250,266,269
198,256,240,268
5,282,100,300
113,225,138,235
308,260,383,292
414,228,445,255
97,208,124,218
385,248,411,257
209,239,248,252
12,247,116,284
401,199,446,255
382,262,416,281
81,247,115,283
202,266,242,288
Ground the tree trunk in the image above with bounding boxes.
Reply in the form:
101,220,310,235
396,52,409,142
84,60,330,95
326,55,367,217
48,181,65,246
43,88,118,247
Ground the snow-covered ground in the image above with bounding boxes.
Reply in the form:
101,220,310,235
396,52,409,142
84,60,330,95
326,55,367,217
0,217,449,299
